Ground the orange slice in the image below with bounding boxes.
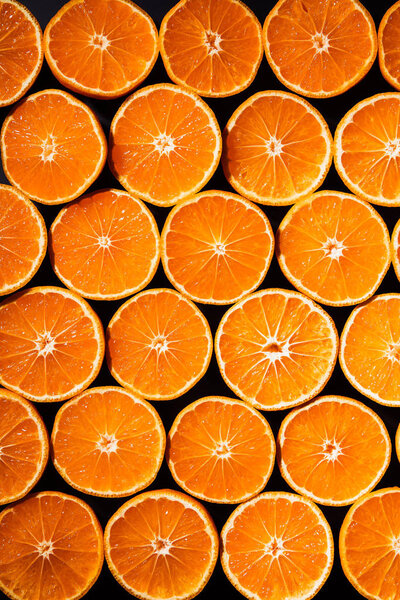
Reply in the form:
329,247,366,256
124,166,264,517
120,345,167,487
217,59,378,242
49,188,160,301
391,217,400,283
215,288,338,410
161,190,274,305
0,286,104,402
222,90,332,205
109,83,221,207
0,491,103,600
0,0,43,107
379,1,400,91
51,386,165,498
107,288,212,400
1,89,107,205
340,487,400,600
104,488,218,600
263,0,377,98
276,191,391,306
278,395,391,507
221,491,334,600
0,389,48,505
159,0,263,98
0,184,46,296
397,424,400,462
167,396,275,504
44,0,158,99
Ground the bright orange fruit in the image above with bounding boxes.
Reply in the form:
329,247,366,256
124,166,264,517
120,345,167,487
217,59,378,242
397,424,400,463
391,217,400,284
379,0,400,91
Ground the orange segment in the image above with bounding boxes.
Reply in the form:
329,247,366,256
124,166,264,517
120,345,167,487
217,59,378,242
276,191,391,306
379,1,400,91
391,217,400,283
49,188,160,301
159,0,263,97
397,424,400,463
0,491,103,600
104,489,218,600
222,90,332,205
215,288,338,410
1,89,107,205
0,286,104,402
109,83,222,207
221,491,334,600
161,190,274,305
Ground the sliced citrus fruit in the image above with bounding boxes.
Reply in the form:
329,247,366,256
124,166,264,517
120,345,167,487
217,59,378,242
222,90,332,205
0,490,103,600
391,217,400,283
49,188,160,301
215,288,338,410
276,191,390,306
221,491,334,600
104,488,218,600
0,389,48,505
379,1,400,91
0,286,104,402
0,184,46,296
107,288,212,400
278,395,391,507
263,0,377,98
0,0,43,107
1,89,107,205
396,424,400,462
161,190,274,305
167,396,275,504
340,487,400,600
109,83,221,207
159,0,263,98
44,0,158,99
51,386,165,498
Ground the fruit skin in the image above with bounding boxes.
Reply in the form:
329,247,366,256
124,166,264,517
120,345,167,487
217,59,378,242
391,218,400,283
378,1,400,91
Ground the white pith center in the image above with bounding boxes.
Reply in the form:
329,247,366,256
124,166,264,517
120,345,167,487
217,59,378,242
41,135,57,162
35,332,55,357
322,438,343,462
385,139,400,158
214,242,226,255
386,343,400,362
213,440,231,459
265,136,283,156
153,133,175,156
36,540,54,559
98,235,111,248
96,433,118,453
323,238,345,259
261,339,290,361
312,32,329,53
91,33,110,50
152,537,172,556
151,335,169,353
264,537,285,558
204,30,222,55
392,537,400,554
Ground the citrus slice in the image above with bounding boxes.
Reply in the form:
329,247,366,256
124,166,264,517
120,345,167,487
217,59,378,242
44,0,158,99
107,288,212,400
278,395,391,507
0,491,103,600
0,286,104,402
222,90,332,205
276,191,391,306
378,1,400,91
263,0,377,98
159,0,263,98
1,89,107,205
104,488,218,600
167,396,275,504
161,190,274,305
49,188,160,301
0,184,47,296
0,389,48,505
0,0,43,107
221,491,334,600
396,424,400,462
391,217,400,283
340,487,400,600
51,386,165,498
109,83,221,207
215,288,338,410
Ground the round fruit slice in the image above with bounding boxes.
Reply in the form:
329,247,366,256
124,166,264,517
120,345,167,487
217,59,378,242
379,1,400,91
278,396,391,507
276,191,390,306
396,424,400,462
107,288,212,400
1,89,107,205
161,190,274,305
0,0,43,107
391,217,400,283
44,0,158,99
340,487,400,600
0,389,48,505
159,0,263,98
222,90,332,205
221,491,334,600
215,289,338,410
51,386,165,498
263,0,377,99
0,184,47,296
0,491,103,600
0,286,104,402
109,83,221,207
49,189,160,301
167,396,275,504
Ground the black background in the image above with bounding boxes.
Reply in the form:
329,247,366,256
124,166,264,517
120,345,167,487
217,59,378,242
1,0,399,598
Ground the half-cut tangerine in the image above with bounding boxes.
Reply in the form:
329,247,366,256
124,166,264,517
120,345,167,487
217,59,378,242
378,1,400,91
